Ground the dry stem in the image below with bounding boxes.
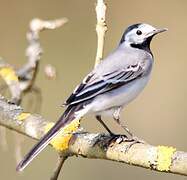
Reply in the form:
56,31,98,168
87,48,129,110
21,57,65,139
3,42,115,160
95,0,107,67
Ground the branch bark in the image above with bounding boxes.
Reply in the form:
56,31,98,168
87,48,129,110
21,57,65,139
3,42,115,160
95,0,107,67
0,95,186,177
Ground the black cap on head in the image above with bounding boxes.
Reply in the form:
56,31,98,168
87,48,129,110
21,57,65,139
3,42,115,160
120,23,141,44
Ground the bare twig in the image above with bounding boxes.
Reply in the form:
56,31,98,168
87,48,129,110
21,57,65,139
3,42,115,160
50,155,68,180
0,95,186,176
95,0,107,67
17,17,68,92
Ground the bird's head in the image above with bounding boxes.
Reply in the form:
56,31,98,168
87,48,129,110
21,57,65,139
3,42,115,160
120,23,167,50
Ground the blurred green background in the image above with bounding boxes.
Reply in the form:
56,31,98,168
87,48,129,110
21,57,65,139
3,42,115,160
0,0,186,179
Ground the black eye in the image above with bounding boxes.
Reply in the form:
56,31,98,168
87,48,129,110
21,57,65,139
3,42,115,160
136,30,142,35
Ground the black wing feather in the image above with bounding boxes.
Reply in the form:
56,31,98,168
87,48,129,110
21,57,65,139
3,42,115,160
64,64,143,106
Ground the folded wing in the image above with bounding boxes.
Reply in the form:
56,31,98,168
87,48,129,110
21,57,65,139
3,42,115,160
64,63,144,106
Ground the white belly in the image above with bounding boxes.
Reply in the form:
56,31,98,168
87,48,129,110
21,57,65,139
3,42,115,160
90,75,150,114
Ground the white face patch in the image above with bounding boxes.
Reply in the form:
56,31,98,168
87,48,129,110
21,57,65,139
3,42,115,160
125,24,156,45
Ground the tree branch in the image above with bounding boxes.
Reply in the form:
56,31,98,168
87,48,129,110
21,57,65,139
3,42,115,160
95,0,107,67
0,95,186,176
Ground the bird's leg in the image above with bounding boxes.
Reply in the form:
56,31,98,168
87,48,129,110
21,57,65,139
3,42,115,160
95,115,128,146
113,108,146,148
113,107,133,138
95,115,114,135
96,115,128,145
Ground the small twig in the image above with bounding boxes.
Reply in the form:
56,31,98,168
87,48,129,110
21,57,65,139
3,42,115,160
95,0,107,67
17,17,68,92
50,155,68,180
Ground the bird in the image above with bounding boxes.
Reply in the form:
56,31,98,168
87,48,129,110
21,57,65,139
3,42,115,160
16,23,167,171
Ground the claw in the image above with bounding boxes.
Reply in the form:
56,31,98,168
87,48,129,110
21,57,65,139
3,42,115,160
93,134,145,153
93,134,128,147
108,134,129,147
130,136,146,144
108,135,145,152
123,136,146,152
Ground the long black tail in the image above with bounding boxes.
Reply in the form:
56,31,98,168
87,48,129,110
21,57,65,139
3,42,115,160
16,104,84,171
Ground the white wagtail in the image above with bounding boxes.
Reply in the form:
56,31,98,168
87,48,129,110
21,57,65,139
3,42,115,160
17,23,167,171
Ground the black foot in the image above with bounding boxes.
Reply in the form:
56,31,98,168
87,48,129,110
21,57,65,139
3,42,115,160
128,136,146,144
92,133,128,147
108,134,129,146
93,133,145,153
123,136,145,152
107,135,145,152
7,100,18,105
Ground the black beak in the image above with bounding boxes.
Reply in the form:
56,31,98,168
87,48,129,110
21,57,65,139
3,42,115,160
153,28,168,34
146,28,168,37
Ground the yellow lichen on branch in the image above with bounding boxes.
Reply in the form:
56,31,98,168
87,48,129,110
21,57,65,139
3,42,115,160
44,119,80,151
0,65,21,103
17,113,31,121
157,145,176,171
0,67,18,83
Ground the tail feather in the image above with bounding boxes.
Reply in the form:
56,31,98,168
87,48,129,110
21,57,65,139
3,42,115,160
16,104,86,172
